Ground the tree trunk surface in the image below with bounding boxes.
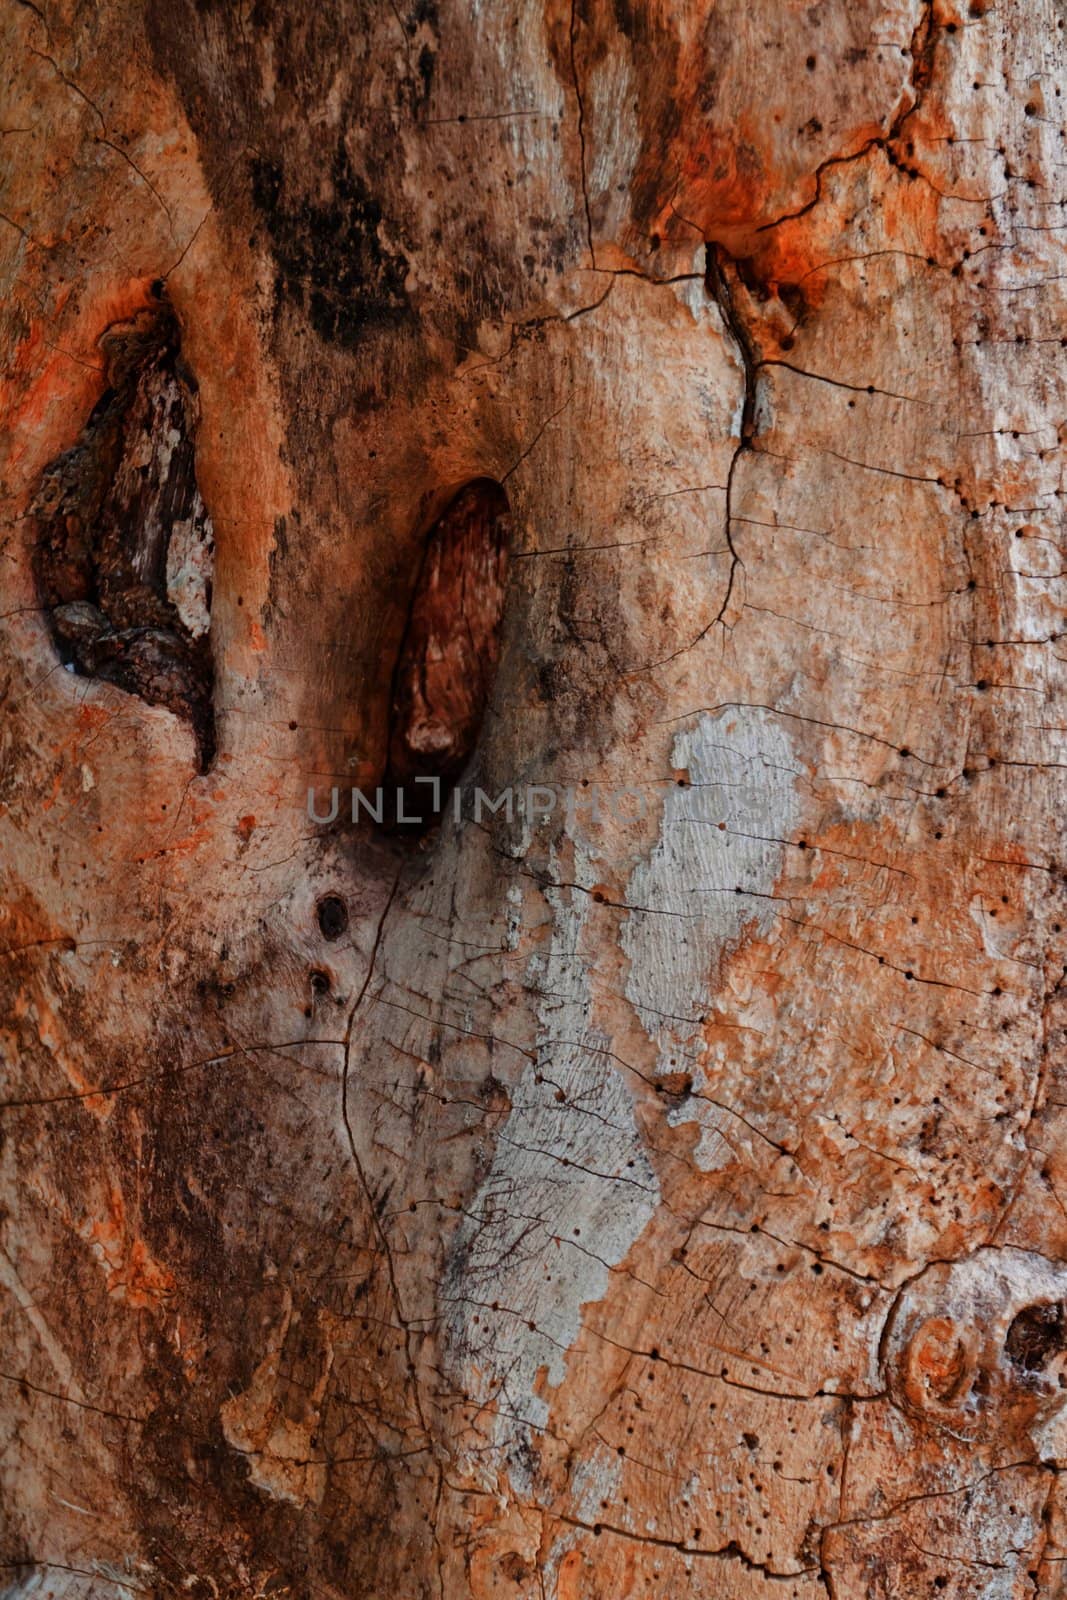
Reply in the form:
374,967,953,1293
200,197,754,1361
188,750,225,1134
2,1,1066,1595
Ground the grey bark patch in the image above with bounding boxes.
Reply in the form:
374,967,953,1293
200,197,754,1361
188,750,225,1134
442,877,659,1480
624,706,802,1052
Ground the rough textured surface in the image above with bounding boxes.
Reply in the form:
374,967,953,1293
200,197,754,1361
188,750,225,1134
1,0,1066,1596
32,304,215,765
387,477,510,811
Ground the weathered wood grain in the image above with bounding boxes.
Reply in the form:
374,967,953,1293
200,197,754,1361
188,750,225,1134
0,0,1064,1595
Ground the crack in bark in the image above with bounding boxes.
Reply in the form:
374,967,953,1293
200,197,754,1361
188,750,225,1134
568,0,595,267
0,1367,145,1425
25,37,175,229
640,245,756,667
753,0,943,237
555,1511,821,1580
702,243,756,630
340,869,438,1466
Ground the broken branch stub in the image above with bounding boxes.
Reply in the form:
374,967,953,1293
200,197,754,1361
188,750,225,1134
32,302,216,769
881,1249,1067,1461
385,478,510,828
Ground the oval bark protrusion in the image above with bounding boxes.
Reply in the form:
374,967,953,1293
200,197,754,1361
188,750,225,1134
386,478,510,826
32,302,216,769
881,1248,1067,1457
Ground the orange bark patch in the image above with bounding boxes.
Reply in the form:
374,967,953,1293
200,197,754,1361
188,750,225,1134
879,166,941,258
4,282,160,480
556,1549,587,1600
0,889,67,956
135,824,213,863
671,122,774,235
83,1184,176,1312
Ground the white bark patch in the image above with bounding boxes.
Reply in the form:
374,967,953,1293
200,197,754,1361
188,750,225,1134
1,1567,146,1599
625,706,802,1045
443,868,659,1481
623,707,802,1164
165,499,214,639
571,1445,623,1525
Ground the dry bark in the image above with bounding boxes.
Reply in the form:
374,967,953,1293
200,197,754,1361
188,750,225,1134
1,1,1066,1596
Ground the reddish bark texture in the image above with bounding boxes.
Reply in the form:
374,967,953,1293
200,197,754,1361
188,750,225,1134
388,479,510,798
1,0,1065,1597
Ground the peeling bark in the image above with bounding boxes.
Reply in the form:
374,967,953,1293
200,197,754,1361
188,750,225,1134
32,300,215,766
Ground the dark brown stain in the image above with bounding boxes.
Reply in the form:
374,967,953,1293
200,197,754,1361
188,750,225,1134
250,144,411,351
1005,1301,1067,1374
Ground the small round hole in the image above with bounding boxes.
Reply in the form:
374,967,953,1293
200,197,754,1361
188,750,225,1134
317,895,349,940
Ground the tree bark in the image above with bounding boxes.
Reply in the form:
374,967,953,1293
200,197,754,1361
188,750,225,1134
2,1,1066,1595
